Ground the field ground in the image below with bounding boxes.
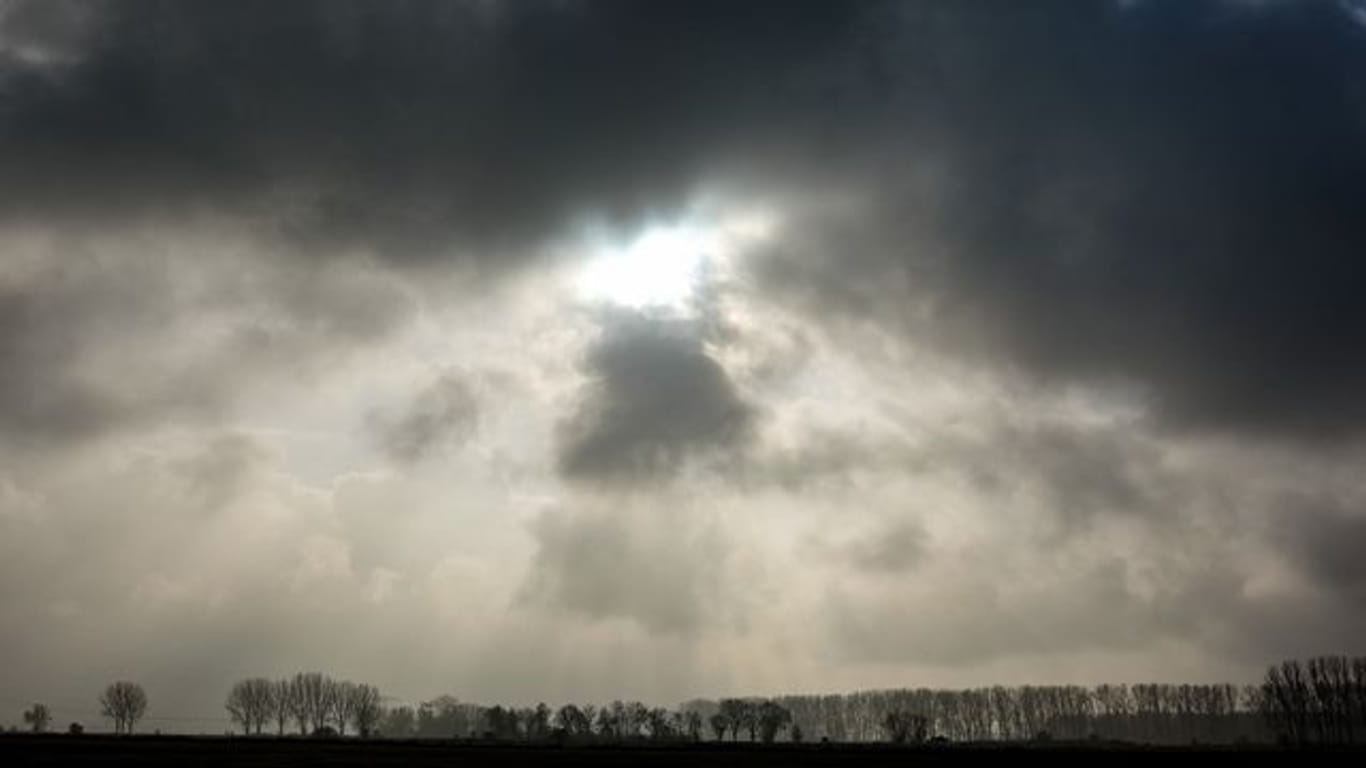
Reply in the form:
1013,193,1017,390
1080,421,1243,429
1,734,1359,766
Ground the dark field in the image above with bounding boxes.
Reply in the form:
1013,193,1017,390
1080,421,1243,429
2,735,1356,767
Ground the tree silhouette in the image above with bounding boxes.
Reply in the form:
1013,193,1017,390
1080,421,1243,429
482,705,518,739
345,683,383,737
288,672,336,735
683,709,703,741
225,678,275,735
643,707,672,740
757,700,792,743
882,709,927,744
22,703,52,733
333,681,358,736
99,681,147,735
524,703,552,740
270,679,293,736
594,705,618,738
718,698,747,741
622,701,648,738
553,704,593,738
739,700,760,741
379,704,417,738
708,712,729,741
1261,654,1366,745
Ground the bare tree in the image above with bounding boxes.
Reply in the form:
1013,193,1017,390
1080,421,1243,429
622,701,648,738
708,712,729,741
346,683,383,737
523,703,552,740
757,700,792,743
379,705,417,738
739,700,760,742
100,681,148,735
718,698,747,741
594,705,618,738
643,707,673,740
333,681,358,736
271,678,294,736
553,704,591,737
289,672,337,735
22,703,52,733
225,678,276,735
482,704,519,739
684,709,702,741
882,709,927,744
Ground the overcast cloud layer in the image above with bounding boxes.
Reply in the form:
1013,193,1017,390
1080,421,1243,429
3,0,1366,730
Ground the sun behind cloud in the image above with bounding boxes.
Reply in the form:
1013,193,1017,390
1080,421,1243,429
575,225,711,311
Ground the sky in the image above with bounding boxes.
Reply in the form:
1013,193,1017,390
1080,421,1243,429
3,0,1366,731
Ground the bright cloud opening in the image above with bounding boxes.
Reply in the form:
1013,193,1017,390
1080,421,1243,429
576,225,710,311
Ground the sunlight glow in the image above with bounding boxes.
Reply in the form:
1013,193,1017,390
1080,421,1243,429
576,225,710,310
572,207,778,314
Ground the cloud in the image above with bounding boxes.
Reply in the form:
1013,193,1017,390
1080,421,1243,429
521,500,727,635
0,0,863,263
836,519,927,575
557,309,755,486
371,374,479,463
1277,494,1366,606
0,241,200,445
0,233,414,447
9,0,1362,441
170,432,272,510
746,0,1366,439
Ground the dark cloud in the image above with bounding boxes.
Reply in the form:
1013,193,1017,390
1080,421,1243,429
558,310,755,486
1278,495,1366,606
0,0,861,262
751,0,1366,440
372,374,479,463
0,248,186,444
9,0,1361,439
964,420,1167,530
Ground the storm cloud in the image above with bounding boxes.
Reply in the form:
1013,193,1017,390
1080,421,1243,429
8,0,1364,434
0,0,857,260
745,0,1366,439
558,309,755,486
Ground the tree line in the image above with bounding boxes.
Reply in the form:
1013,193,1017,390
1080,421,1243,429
13,655,1360,745
370,686,1259,745
369,685,1271,745
223,672,382,737
1259,655,1366,745
769,683,1264,744
376,697,719,742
